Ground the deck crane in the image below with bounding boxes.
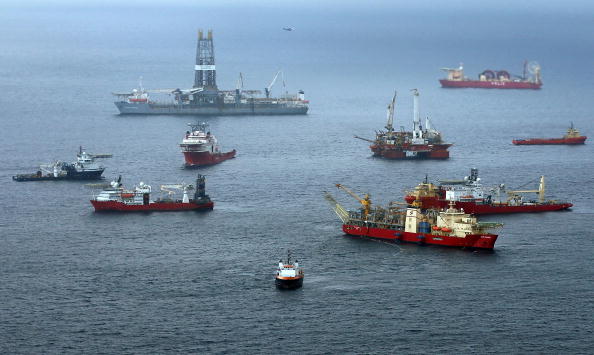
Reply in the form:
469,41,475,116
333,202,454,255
265,70,282,98
385,90,397,132
161,183,195,203
335,184,372,218
506,176,545,203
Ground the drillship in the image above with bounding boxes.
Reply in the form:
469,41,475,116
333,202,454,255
355,90,452,159
180,123,236,167
325,184,503,250
513,123,587,145
404,169,573,214
113,30,308,116
440,61,542,89
90,175,213,212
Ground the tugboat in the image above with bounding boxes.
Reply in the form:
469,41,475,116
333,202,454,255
513,123,587,145
90,174,214,212
439,61,542,89
325,184,503,250
13,147,111,181
180,123,236,167
404,168,573,214
355,90,452,159
275,250,304,290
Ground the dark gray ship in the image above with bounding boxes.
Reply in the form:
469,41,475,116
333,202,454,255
113,30,308,116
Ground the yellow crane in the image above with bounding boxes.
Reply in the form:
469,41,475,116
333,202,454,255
506,176,545,203
335,184,372,217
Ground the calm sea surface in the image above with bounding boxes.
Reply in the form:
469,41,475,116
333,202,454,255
1,2,593,354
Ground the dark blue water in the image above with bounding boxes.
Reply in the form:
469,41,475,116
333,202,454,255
1,2,593,353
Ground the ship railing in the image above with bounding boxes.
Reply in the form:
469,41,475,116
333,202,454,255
476,222,504,229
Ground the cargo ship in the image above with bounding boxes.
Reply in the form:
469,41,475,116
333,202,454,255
325,184,503,250
513,123,587,145
275,250,304,290
13,147,111,182
355,89,452,159
180,123,236,167
439,61,542,89
90,175,213,212
113,30,308,116
404,168,572,214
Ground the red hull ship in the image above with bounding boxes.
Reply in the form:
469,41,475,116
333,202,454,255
325,184,502,250
440,61,542,90
513,123,587,145
405,169,572,215
90,175,213,212
180,123,236,167
356,90,452,160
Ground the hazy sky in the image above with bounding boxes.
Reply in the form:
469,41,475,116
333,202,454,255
3,0,593,13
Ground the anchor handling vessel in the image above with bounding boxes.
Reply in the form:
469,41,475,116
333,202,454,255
325,184,503,250
90,175,213,212
13,147,111,182
404,168,572,214
275,250,304,290
513,123,587,145
355,90,452,159
180,123,236,167
439,61,542,89
113,30,308,116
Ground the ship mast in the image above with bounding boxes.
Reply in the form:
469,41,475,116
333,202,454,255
411,89,424,143
385,90,397,132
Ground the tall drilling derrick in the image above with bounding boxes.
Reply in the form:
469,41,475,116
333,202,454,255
193,29,217,90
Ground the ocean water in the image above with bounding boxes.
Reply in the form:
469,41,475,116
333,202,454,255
1,1,593,353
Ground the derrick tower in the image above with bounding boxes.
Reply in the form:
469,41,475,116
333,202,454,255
193,29,217,90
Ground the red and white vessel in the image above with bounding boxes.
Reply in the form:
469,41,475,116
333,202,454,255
325,185,503,250
180,123,236,167
440,61,542,89
404,169,572,214
275,250,304,290
513,123,587,145
355,90,452,159
90,175,214,212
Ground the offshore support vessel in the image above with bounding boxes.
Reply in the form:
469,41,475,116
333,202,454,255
440,61,542,89
180,123,236,167
355,89,452,159
13,147,111,181
275,250,304,290
324,184,503,250
404,168,572,214
513,123,587,145
90,175,213,212
113,30,308,116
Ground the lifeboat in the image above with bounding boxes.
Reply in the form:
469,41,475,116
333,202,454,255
441,227,452,233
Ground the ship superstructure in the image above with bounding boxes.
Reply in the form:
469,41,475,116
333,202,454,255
355,90,452,159
180,123,236,166
90,175,214,212
404,169,573,214
113,30,308,116
440,61,542,89
325,184,503,249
